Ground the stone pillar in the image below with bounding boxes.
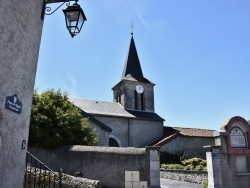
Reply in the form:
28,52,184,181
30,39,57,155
146,146,161,188
205,145,223,188
0,1,43,187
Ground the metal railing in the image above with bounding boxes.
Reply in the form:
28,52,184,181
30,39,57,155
24,151,62,188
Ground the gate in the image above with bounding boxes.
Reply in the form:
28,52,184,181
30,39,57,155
24,151,62,188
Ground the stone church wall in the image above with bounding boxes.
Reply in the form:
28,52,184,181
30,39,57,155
88,120,109,146
94,115,129,146
122,82,155,112
93,115,163,147
28,146,160,188
129,119,163,147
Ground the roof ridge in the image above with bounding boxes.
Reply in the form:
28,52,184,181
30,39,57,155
70,98,116,104
172,126,215,131
153,133,179,147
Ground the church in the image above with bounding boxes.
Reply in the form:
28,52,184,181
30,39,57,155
69,34,214,157
70,33,165,148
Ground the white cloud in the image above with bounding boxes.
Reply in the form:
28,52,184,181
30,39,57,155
100,0,148,27
57,71,79,98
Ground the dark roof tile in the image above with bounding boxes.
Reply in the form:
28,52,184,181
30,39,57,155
165,126,214,137
122,35,151,84
126,110,165,121
69,98,164,121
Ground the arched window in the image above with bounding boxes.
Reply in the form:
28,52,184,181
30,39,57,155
116,91,118,102
119,90,121,103
109,138,119,147
141,93,144,110
134,90,138,109
109,135,122,147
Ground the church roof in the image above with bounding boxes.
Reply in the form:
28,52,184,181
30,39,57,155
69,98,164,121
172,127,214,137
147,126,214,147
122,35,152,84
80,110,112,132
126,110,164,121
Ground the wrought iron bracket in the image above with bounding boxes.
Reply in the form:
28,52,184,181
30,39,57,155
41,0,72,20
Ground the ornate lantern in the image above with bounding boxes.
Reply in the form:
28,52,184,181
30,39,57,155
63,1,87,38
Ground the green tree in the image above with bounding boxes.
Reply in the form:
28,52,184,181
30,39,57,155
28,89,98,149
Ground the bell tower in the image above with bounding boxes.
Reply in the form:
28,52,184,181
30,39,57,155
112,34,155,112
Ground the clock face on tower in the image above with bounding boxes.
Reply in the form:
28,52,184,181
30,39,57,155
135,85,144,94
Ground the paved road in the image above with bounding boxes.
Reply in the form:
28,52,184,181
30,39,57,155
161,178,202,188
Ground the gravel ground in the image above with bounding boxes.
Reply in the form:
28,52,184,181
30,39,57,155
161,178,202,188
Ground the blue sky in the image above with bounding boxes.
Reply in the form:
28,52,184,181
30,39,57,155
36,0,250,130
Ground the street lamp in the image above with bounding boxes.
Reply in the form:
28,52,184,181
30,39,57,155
63,1,87,38
41,0,86,38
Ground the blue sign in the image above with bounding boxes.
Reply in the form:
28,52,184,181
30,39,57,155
5,94,22,114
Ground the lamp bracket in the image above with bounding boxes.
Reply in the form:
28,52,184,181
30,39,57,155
41,0,73,20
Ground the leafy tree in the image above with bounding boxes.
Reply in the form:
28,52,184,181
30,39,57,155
28,89,98,149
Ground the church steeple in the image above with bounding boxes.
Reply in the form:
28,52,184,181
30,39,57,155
112,34,155,112
122,34,151,83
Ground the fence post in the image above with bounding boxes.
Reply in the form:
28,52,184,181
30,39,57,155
58,167,62,188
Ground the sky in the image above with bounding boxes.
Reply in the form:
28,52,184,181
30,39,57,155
36,0,250,131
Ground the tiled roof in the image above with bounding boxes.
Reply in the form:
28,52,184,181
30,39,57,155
69,98,133,117
171,127,214,137
127,110,165,121
69,98,164,121
153,133,179,147
122,74,154,84
147,127,215,147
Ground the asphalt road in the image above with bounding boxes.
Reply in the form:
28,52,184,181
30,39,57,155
160,178,202,188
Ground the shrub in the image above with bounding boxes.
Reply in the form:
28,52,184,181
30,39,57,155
161,164,184,170
161,157,207,171
182,158,207,170
202,178,208,188
29,89,98,149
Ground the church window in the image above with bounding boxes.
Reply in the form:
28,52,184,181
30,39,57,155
109,135,122,147
119,90,121,103
116,91,118,102
134,90,138,109
141,93,144,110
109,138,119,147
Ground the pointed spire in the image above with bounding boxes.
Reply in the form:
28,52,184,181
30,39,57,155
122,34,143,78
122,35,151,83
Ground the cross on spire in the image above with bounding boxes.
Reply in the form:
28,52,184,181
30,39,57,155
130,22,135,35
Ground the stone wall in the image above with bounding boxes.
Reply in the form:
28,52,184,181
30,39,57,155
160,169,207,184
160,136,215,159
0,0,43,187
88,120,109,146
24,167,101,188
28,146,160,188
94,115,163,147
